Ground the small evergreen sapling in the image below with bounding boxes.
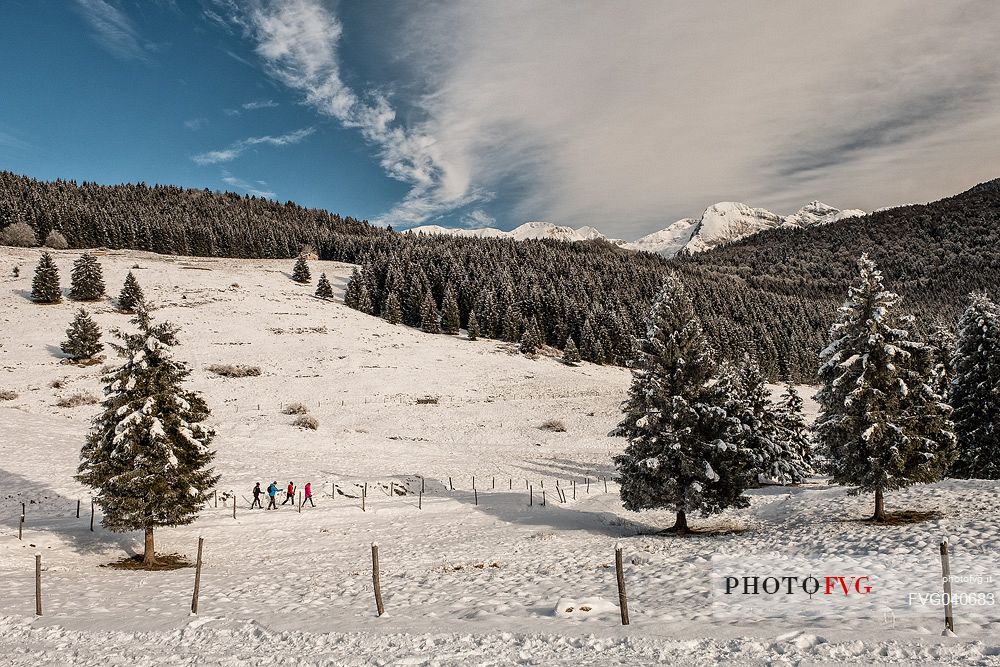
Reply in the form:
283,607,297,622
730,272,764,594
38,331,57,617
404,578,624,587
70,253,106,301
31,251,61,303
117,271,145,313
76,309,218,568
61,308,104,361
950,293,1000,479
292,256,311,284
467,310,480,340
562,337,581,364
315,273,334,299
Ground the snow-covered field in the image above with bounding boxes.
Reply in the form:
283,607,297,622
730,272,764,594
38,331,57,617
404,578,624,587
1,247,998,666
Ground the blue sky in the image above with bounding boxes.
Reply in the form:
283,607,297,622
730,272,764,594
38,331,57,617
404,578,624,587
2,1,1000,238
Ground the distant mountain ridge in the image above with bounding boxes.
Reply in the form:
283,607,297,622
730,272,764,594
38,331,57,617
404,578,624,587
408,201,864,256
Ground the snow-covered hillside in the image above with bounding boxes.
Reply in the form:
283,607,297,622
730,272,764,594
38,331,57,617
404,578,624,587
407,201,864,257
0,247,996,665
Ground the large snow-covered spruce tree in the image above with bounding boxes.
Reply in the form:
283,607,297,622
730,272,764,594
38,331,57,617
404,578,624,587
950,293,1000,479
814,255,955,521
77,309,218,567
614,275,751,533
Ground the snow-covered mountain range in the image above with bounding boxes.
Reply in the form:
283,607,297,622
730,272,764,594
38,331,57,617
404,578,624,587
407,201,865,257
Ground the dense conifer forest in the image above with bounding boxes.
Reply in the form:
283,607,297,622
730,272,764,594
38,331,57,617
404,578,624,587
2,171,998,380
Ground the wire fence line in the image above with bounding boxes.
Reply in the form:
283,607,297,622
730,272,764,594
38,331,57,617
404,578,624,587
215,391,623,411
0,475,621,538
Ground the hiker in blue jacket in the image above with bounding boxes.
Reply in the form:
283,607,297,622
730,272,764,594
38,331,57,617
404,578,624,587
266,481,278,510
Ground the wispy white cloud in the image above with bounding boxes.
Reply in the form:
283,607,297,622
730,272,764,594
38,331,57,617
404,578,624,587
184,118,210,131
192,127,315,165
243,99,278,111
73,0,152,63
220,170,276,198
459,209,496,230
224,99,280,116
0,130,32,151
229,0,486,228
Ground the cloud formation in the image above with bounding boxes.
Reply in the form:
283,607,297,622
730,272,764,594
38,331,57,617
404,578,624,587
74,0,153,63
220,170,275,198
226,0,487,228
221,0,1000,236
192,127,314,165
385,1,1000,237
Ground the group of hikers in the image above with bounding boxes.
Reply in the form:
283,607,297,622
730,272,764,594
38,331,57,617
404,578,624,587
250,481,316,510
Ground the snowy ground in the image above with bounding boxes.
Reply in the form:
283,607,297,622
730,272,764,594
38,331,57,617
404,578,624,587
1,247,998,666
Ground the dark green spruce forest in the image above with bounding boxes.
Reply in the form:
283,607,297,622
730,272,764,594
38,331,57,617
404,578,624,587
2,171,998,380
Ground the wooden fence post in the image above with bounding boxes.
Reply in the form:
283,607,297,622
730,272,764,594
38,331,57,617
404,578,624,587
362,485,366,512
941,539,955,633
371,543,385,616
542,490,546,507
19,513,24,540
76,499,81,519
232,492,236,519
214,490,218,508
419,487,422,510
605,477,608,493
615,544,629,626
474,487,478,506
90,498,95,532
449,477,453,491
191,537,204,615
530,485,533,506
35,553,42,617
298,491,302,514
573,480,576,500
586,477,590,494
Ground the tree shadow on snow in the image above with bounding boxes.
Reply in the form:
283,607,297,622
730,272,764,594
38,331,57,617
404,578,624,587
0,466,142,559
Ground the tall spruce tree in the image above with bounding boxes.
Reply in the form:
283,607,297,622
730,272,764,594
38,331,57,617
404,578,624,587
520,316,542,354
76,310,218,567
292,256,311,284
315,273,333,299
61,308,104,361
344,268,362,309
31,251,61,303
928,322,957,397
441,284,461,335
774,384,814,480
382,291,403,324
614,276,751,533
467,309,480,340
420,292,441,333
814,255,956,520
950,293,1000,478
117,271,145,313
69,253,106,301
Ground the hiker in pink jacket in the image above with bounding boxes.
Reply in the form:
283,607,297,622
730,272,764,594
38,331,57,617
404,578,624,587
303,482,315,507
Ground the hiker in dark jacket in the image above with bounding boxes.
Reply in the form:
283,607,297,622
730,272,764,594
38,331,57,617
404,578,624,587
251,482,263,509
266,481,278,510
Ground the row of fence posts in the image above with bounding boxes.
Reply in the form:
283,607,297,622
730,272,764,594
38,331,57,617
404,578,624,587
14,501,961,633
200,475,613,518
